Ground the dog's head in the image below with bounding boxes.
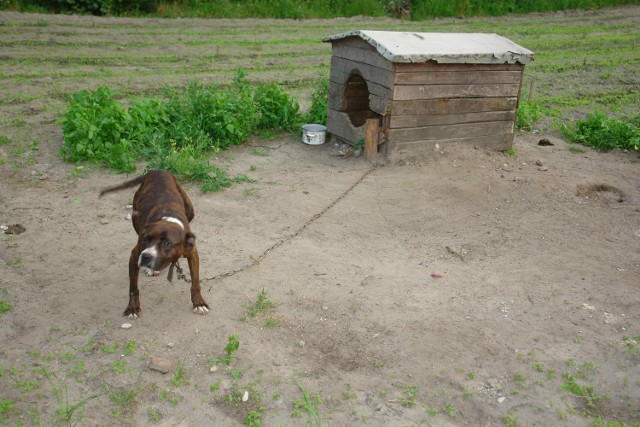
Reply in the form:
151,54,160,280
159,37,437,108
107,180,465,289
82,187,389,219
137,218,195,275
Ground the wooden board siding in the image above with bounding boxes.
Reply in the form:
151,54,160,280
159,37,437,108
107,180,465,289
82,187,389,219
391,97,518,116
394,70,523,85
393,83,521,101
330,56,394,90
394,61,524,73
388,120,513,143
327,108,378,144
330,37,393,71
388,63,521,151
389,110,515,129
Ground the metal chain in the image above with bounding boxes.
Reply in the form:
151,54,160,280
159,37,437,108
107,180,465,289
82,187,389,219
168,260,190,284
206,165,376,290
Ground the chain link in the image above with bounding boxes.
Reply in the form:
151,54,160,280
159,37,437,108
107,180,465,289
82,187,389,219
205,166,375,290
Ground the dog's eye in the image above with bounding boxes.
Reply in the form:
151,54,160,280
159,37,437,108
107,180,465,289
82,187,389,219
162,240,173,248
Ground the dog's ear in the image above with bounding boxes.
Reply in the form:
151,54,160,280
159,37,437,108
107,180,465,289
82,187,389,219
184,232,196,252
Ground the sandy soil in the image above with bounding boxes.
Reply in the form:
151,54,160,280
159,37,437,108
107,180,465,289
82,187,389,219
1,126,639,425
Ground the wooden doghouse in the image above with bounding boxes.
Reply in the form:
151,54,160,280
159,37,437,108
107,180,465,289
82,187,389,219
322,31,534,162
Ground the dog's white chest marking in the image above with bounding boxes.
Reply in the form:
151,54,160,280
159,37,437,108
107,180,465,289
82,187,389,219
162,216,184,230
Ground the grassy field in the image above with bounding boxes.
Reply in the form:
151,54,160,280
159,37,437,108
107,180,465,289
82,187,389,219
5,0,640,19
1,5,639,139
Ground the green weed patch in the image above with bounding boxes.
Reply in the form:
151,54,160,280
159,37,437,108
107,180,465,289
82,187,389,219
304,75,329,126
561,111,640,152
516,101,543,131
61,86,136,172
0,289,13,314
61,70,303,190
209,335,241,366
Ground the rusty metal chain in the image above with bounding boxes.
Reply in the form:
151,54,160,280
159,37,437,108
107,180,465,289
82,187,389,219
206,166,376,291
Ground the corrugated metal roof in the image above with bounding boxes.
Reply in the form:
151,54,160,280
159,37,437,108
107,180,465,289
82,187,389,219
323,30,533,64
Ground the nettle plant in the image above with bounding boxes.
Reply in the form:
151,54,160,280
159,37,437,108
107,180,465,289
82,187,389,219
61,86,138,173
61,70,306,190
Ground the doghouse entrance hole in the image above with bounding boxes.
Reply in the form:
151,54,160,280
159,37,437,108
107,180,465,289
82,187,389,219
344,74,378,127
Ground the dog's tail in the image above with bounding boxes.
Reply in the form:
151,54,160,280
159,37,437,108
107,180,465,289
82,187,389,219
99,173,148,198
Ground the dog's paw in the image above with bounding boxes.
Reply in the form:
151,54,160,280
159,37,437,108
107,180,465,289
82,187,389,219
193,305,209,315
145,270,160,277
123,307,141,319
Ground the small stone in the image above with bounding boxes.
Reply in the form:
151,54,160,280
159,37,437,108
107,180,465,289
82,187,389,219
498,396,506,403
121,323,132,329
167,342,175,349
535,159,544,166
298,340,305,348
322,306,329,311
100,218,110,225
126,213,132,220
210,365,219,373
538,166,548,171
242,390,249,402
148,357,173,374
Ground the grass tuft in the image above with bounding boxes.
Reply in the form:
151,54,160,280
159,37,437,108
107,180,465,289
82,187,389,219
291,378,322,426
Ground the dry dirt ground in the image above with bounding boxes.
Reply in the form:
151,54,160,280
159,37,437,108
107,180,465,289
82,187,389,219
1,7,640,427
1,128,639,426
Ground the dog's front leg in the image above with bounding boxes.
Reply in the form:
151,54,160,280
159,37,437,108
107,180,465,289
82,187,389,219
124,247,142,318
187,247,209,315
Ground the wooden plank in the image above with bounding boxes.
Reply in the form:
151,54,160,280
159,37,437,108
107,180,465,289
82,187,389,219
330,38,393,71
330,56,393,89
369,94,388,115
386,133,514,163
395,61,524,73
389,110,515,129
394,70,522,85
393,83,521,100
327,108,369,144
391,97,517,115
364,118,379,162
388,120,514,143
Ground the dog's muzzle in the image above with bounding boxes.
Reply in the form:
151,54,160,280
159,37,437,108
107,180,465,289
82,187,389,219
138,245,160,275
139,253,154,269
